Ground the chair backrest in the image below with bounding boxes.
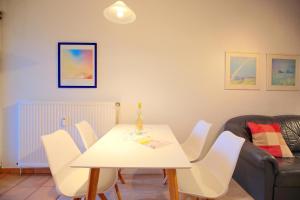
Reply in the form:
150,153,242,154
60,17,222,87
181,120,212,162
201,131,245,190
75,120,98,149
41,130,81,176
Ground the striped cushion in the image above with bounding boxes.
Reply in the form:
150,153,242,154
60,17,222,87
247,122,293,158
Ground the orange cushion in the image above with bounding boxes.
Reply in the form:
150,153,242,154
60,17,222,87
247,122,293,158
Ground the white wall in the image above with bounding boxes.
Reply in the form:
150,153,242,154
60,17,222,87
1,0,300,167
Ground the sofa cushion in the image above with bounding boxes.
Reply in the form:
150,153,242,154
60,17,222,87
275,116,300,152
275,155,300,187
247,122,293,157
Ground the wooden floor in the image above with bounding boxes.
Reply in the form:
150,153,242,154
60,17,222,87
0,173,253,200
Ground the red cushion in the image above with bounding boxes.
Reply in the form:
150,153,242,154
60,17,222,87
247,122,293,158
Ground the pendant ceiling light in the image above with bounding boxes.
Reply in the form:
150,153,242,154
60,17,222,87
103,1,136,24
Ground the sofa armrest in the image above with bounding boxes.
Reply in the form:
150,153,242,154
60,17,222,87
225,118,280,200
240,141,279,173
234,141,278,200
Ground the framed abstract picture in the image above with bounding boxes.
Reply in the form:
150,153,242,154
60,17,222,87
266,54,300,91
58,42,97,88
225,52,261,90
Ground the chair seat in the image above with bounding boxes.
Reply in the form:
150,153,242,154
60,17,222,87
55,167,117,197
177,162,227,199
275,155,300,187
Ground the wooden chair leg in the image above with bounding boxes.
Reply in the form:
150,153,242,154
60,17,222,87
162,169,167,185
118,169,126,184
163,176,168,185
183,195,205,200
180,193,187,200
189,196,199,200
98,193,108,200
114,184,122,200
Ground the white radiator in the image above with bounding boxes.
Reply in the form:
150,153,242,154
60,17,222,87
18,102,119,168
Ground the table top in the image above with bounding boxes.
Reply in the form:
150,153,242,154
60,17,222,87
71,124,191,169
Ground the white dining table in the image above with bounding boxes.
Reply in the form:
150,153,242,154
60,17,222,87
70,124,191,200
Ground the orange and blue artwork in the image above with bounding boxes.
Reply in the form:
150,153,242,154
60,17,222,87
58,42,97,88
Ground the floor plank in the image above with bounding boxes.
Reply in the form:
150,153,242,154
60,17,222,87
0,186,37,200
26,187,57,200
0,174,254,200
18,176,50,188
0,175,28,194
41,178,55,187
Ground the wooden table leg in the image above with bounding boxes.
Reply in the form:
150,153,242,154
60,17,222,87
166,169,179,200
87,168,100,200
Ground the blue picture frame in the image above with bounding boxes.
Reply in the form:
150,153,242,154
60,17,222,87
58,42,97,88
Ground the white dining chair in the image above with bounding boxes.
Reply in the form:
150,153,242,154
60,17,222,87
75,120,98,149
75,120,126,186
41,130,120,200
177,131,245,199
181,120,212,162
163,120,212,184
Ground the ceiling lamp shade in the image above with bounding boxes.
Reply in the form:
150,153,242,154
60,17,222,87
103,1,136,24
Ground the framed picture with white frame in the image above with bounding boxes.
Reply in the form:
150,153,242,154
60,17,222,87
225,52,261,90
266,54,300,91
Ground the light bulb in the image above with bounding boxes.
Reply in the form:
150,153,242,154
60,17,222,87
116,8,124,18
103,1,136,24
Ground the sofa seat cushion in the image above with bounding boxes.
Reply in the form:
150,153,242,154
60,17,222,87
275,155,300,187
